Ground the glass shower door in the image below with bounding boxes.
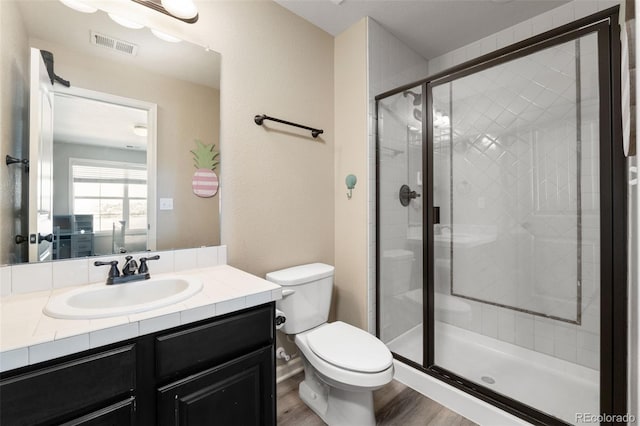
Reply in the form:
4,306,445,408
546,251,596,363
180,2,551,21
377,85,424,365
431,31,602,423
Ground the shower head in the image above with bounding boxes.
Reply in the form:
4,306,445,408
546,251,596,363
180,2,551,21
403,90,422,106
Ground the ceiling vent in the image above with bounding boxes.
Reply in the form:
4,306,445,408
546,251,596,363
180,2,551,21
90,31,138,56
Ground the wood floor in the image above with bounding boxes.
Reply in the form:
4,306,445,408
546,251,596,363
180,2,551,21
277,372,477,426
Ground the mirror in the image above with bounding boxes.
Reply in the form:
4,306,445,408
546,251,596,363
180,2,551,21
1,0,221,265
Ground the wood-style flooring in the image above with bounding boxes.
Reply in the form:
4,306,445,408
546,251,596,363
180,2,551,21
277,372,477,426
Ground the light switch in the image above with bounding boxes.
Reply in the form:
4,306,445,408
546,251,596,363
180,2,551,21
160,198,174,210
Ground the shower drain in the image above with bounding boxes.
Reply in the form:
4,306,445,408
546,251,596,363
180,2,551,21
481,376,495,385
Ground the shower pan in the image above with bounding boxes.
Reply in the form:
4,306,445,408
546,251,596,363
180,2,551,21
376,8,627,425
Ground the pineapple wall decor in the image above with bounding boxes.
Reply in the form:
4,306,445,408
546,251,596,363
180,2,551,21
191,140,220,198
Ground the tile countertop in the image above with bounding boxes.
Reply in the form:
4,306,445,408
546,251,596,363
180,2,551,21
0,265,282,373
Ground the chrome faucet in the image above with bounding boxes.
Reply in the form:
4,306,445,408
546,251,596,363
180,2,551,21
94,254,160,285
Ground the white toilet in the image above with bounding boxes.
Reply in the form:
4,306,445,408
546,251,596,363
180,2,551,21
267,263,394,426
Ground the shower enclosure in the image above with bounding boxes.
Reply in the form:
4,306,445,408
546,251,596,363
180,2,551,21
376,8,627,425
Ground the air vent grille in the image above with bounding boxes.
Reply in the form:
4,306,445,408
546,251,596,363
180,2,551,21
90,31,138,56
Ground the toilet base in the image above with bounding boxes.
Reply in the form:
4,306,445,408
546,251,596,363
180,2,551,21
299,360,376,426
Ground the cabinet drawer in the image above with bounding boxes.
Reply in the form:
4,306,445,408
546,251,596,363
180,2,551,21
60,397,136,426
156,304,274,379
0,344,136,425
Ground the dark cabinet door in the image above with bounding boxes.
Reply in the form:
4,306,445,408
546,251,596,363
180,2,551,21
157,346,275,426
60,398,136,426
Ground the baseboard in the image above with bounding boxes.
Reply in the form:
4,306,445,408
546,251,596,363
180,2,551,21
276,357,304,384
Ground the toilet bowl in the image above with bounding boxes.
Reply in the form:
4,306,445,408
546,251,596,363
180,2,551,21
267,263,394,426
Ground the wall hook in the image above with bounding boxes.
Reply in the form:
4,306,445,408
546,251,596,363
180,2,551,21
345,174,357,199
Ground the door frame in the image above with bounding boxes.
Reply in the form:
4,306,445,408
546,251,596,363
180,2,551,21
50,85,158,252
375,7,627,425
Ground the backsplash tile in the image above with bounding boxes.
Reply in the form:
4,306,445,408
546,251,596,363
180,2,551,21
196,246,219,268
174,248,198,271
0,266,11,297
218,245,228,265
2,246,226,297
12,262,52,294
143,251,174,275
52,258,89,289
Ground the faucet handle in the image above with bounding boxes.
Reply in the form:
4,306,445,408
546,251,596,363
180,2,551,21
122,255,138,276
138,255,160,274
93,260,120,280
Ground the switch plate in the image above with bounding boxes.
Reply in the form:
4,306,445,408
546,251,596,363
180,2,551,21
159,198,174,210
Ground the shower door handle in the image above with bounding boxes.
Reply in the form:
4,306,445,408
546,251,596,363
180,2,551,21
433,207,440,224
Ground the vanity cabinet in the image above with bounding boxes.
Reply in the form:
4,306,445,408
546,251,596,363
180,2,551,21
0,303,276,426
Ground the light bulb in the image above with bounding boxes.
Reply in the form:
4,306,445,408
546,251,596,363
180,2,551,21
59,0,97,13
160,0,198,19
108,12,144,30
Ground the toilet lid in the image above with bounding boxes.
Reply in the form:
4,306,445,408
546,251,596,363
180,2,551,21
306,322,393,373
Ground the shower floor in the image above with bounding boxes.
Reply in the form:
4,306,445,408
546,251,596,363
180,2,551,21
387,322,598,424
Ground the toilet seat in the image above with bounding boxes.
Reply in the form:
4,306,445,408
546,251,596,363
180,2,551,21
307,321,393,373
295,323,394,390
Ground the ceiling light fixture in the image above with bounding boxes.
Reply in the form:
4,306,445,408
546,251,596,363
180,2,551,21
131,0,198,23
133,124,148,137
59,0,98,13
150,28,182,43
108,12,144,29
160,0,197,20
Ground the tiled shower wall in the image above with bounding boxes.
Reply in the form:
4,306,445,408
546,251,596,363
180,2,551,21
368,0,619,368
367,18,429,334
432,33,601,369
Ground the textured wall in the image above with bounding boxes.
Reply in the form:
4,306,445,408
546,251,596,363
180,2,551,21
334,18,368,329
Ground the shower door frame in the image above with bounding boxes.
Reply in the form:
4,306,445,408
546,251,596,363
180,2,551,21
375,7,627,425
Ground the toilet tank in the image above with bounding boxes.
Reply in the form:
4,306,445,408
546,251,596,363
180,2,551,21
267,263,334,334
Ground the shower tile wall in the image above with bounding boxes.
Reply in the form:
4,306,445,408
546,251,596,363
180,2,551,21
367,18,429,334
427,0,617,370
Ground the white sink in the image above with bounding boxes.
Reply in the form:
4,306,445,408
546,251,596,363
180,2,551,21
44,276,203,319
